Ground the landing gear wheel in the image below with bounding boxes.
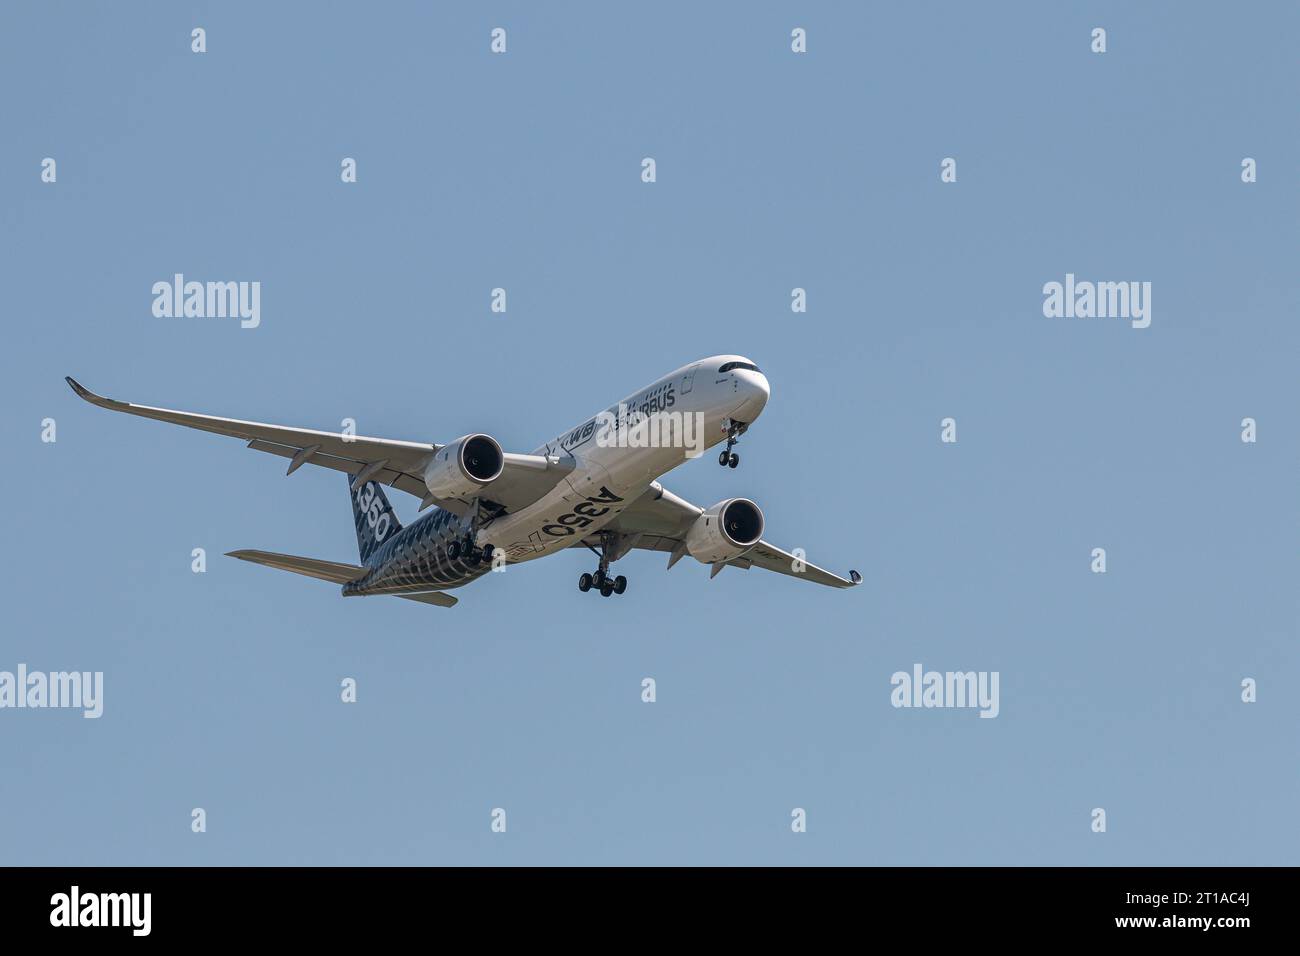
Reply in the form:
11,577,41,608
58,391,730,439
481,544,495,563
466,547,482,566
447,540,461,560
719,420,747,467
583,531,627,600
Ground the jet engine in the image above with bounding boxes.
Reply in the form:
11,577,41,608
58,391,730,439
685,497,765,564
423,434,505,501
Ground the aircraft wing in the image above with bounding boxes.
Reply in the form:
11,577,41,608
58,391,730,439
65,377,569,516
579,481,862,589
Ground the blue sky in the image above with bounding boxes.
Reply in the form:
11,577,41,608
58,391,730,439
1,1,1296,865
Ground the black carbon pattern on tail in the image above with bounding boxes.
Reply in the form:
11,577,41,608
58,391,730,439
349,473,403,564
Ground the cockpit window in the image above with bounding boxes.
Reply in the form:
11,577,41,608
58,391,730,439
718,361,761,373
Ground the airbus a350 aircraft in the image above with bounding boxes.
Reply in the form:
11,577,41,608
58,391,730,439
66,356,860,607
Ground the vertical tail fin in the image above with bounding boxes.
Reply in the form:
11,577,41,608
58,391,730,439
349,473,403,564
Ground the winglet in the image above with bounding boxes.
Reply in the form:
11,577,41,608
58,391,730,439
849,569,862,585
65,376,126,411
66,376,99,402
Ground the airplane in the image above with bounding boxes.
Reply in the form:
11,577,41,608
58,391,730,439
65,356,861,608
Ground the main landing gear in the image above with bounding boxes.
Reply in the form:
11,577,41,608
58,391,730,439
578,570,626,597
448,536,495,567
718,419,748,468
577,533,628,598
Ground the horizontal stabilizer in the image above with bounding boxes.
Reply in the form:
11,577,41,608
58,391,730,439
226,549,368,584
395,590,459,608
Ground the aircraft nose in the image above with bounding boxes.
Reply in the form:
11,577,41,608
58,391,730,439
732,369,770,422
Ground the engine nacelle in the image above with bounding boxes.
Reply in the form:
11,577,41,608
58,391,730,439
423,434,505,502
686,497,765,564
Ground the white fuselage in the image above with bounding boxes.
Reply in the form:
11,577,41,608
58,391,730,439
481,355,769,563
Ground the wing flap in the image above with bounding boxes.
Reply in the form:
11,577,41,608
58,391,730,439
245,439,447,509
485,453,577,513
734,540,862,588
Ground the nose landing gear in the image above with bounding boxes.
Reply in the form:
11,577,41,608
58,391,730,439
577,533,629,597
718,419,747,468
